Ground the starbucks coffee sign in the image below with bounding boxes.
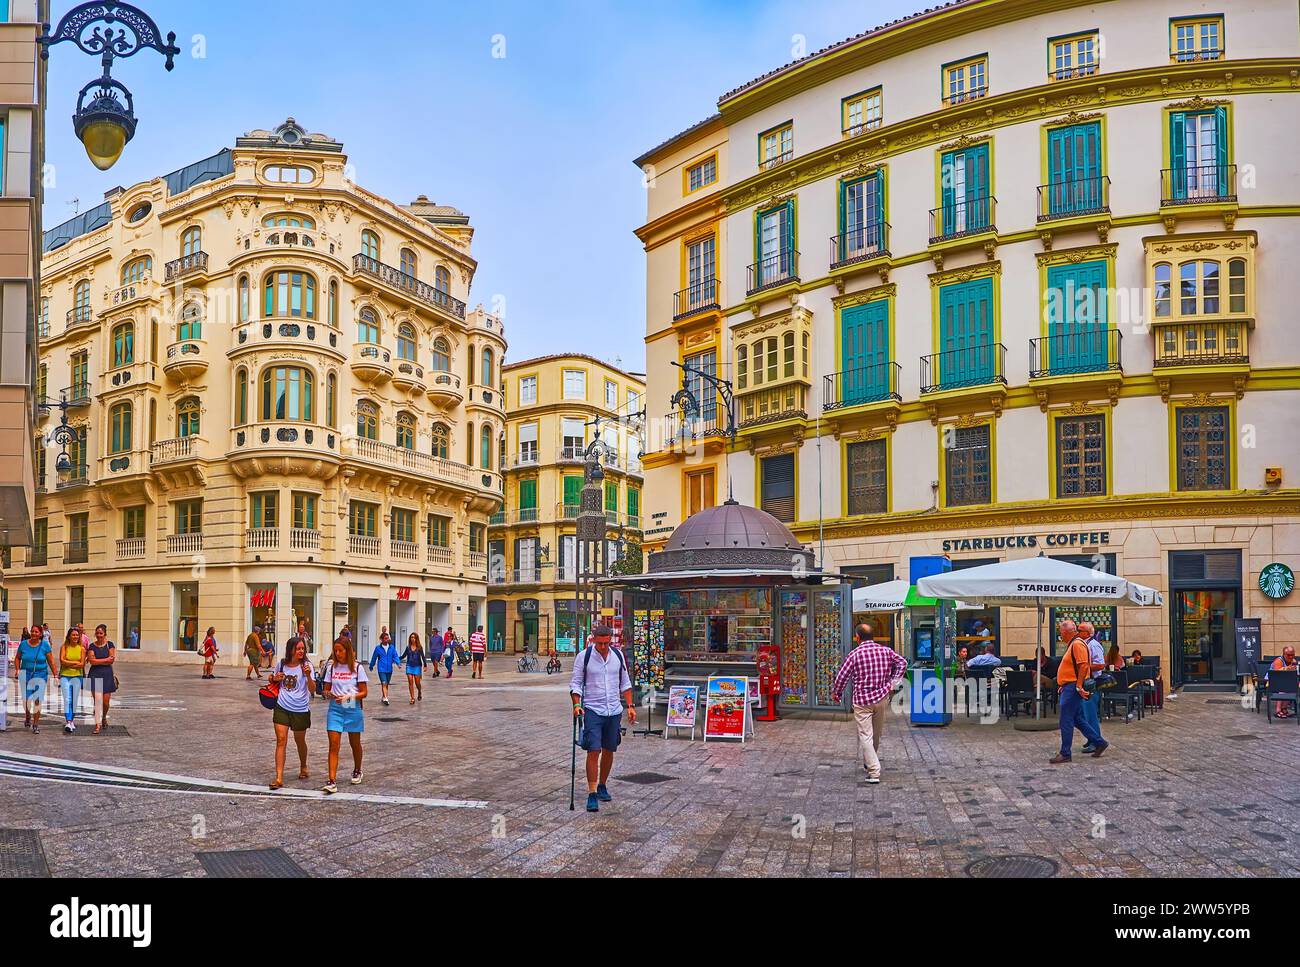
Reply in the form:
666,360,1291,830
1259,563,1294,600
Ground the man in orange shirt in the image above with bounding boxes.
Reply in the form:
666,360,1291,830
1049,619,1109,764
1268,647,1297,719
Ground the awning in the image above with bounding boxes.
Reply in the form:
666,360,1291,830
915,555,1163,608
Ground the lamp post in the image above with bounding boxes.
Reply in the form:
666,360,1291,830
39,2,180,171
669,359,738,502
38,394,80,482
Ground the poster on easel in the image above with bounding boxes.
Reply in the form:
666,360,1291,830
665,684,698,739
703,675,748,742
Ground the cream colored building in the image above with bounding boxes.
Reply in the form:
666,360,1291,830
490,354,644,652
638,0,1300,687
10,118,504,662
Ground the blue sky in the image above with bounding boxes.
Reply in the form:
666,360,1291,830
45,0,918,372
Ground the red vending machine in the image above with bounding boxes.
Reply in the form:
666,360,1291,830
756,643,781,721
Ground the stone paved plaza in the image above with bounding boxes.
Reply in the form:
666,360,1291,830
1,660,1296,878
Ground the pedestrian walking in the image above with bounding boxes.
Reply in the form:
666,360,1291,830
1077,620,1109,744
1049,619,1109,764
442,628,457,678
268,636,314,790
86,624,117,734
568,625,636,813
469,625,487,679
400,632,426,704
17,624,55,733
58,630,88,733
245,625,264,680
321,637,369,794
201,627,219,679
367,633,399,706
260,632,275,670
830,622,908,784
428,627,445,677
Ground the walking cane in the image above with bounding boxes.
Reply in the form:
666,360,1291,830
569,709,579,811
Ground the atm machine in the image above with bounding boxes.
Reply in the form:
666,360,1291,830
904,556,954,727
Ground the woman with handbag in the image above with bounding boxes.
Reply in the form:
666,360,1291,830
321,636,369,793
86,624,117,734
268,636,313,790
400,632,426,705
201,627,219,680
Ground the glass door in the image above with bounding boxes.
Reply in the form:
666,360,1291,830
1172,589,1239,685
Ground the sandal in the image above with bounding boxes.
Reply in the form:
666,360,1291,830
269,780,283,790
298,769,310,780
93,725,100,734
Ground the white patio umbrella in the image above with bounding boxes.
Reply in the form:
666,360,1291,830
916,555,1163,723
851,579,910,611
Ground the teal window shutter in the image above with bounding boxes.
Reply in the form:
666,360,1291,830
939,279,994,386
1214,105,1230,195
1169,111,1187,199
873,173,885,248
840,301,889,404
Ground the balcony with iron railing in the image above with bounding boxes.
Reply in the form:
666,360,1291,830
26,547,47,567
1161,164,1237,207
759,149,794,171
1029,329,1123,379
1152,321,1249,368
165,251,209,282
1050,62,1099,81
658,412,725,449
555,501,581,521
673,279,720,320
920,343,1008,395
116,537,145,560
1037,176,1111,222
842,117,883,138
738,383,808,429
353,254,467,320
941,86,988,107
929,196,997,244
823,362,903,411
64,539,89,564
829,223,890,270
56,465,89,490
510,450,541,470
37,321,50,339
1172,47,1224,63
746,250,799,296
66,305,95,330
168,533,203,555
61,381,92,407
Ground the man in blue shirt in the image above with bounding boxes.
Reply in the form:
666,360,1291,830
367,635,399,706
569,625,636,812
967,643,1002,668
428,629,445,677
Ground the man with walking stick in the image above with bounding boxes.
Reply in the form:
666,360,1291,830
569,625,635,812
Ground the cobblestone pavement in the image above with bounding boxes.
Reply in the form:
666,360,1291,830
1,661,1296,877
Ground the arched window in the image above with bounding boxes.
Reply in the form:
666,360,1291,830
263,270,317,319
1179,260,1221,315
109,402,132,454
357,400,378,440
481,347,494,387
434,266,451,293
480,424,493,470
177,397,200,438
326,373,337,428
111,322,135,368
328,280,339,327
431,422,449,459
432,336,451,372
181,227,202,257
358,308,380,344
179,302,202,341
396,411,416,450
782,332,795,378
397,322,417,361
260,366,314,421
263,213,315,229
121,256,151,285
361,230,380,261
238,275,250,322
736,345,747,390
74,280,91,317
1153,262,1171,318
400,248,418,277
1227,258,1247,313
235,367,249,425
466,421,475,464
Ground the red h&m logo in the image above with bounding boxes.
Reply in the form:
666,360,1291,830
250,588,276,609
395,588,413,601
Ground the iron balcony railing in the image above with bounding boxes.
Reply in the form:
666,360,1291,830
353,254,467,319
1037,175,1111,221
66,305,94,328
56,465,90,489
941,86,988,107
823,362,902,411
1050,62,1099,81
829,223,890,268
1161,164,1237,206
165,251,209,281
673,279,719,320
929,196,996,243
26,548,47,567
1030,329,1122,379
556,502,580,521
37,321,50,339
842,117,883,138
64,382,92,406
759,149,794,171
746,250,799,296
1172,47,1224,63
65,540,89,564
660,412,723,446
1153,321,1249,368
920,343,1008,394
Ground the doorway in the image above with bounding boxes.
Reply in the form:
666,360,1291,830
515,615,540,653
1172,589,1239,685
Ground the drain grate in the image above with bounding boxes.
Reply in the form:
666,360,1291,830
1207,699,1245,705
1225,734,1261,741
375,717,404,723
490,707,523,712
0,830,50,877
965,854,1058,879
63,725,130,737
196,848,307,878
614,772,678,786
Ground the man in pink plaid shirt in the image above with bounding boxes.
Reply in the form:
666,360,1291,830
831,622,908,783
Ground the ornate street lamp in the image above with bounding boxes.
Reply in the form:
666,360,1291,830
39,2,180,171
37,395,79,481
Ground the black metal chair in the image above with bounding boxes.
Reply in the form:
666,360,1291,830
1128,661,1158,712
1003,669,1040,718
1263,668,1298,724
960,665,996,717
1101,667,1142,722
1254,658,1275,713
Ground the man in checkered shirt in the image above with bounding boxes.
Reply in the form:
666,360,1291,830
831,622,908,784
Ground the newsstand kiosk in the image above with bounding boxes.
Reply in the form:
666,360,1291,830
903,555,955,727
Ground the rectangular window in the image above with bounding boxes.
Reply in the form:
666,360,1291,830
469,522,485,553
842,87,883,136
605,380,618,410
121,585,141,649
846,439,888,515
1055,415,1107,498
935,277,995,388
1171,16,1224,62
561,417,585,457
292,492,317,530
1168,107,1229,202
428,514,451,547
518,375,537,405
391,508,416,543
562,369,586,400
122,506,146,540
944,424,992,506
250,492,278,529
1176,406,1231,491
1050,31,1099,80
682,350,718,425
943,56,988,105
518,422,538,464
33,518,47,554
685,154,717,193
348,501,378,537
837,172,885,262
758,122,793,170
67,513,89,563
686,468,716,517
755,200,795,288
69,587,84,628
175,500,203,535
1045,121,1103,217
604,480,618,513
760,452,796,523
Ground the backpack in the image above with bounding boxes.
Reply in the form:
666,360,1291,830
578,645,626,700
259,662,282,710
315,658,332,697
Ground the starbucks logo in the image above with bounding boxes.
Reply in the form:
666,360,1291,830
1259,563,1295,600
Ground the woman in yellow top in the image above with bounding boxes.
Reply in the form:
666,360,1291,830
58,629,88,734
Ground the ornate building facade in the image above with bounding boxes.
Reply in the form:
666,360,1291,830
636,0,1300,686
10,119,504,662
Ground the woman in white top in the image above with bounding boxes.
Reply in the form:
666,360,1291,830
321,637,369,794
269,636,313,790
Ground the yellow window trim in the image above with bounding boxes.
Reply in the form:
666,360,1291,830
841,86,883,136
1047,31,1100,82
840,433,893,517
941,54,989,103
1167,397,1238,492
1046,406,1113,501
1169,15,1225,62
682,152,719,196
936,417,998,509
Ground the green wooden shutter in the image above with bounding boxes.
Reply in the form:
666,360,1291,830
604,481,618,512
1047,260,1108,372
562,475,582,510
519,478,537,512
1169,111,1187,199
627,487,640,518
840,301,889,404
1214,106,1229,195
939,279,993,386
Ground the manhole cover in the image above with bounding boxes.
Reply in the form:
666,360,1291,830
64,725,130,737
614,772,678,785
0,830,49,877
965,854,1058,879
196,848,307,878
490,707,522,712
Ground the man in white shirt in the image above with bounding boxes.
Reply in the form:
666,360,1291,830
569,625,636,812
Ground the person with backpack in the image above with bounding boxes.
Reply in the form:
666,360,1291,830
428,628,446,677
368,633,399,706
400,632,427,705
201,627,219,680
321,636,369,793
442,628,458,678
244,625,263,681
469,625,487,679
568,625,636,813
268,636,314,790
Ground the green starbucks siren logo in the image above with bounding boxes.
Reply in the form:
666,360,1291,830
1259,563,1295,600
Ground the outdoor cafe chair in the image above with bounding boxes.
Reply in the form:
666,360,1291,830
1253,659,1275,714
1002,670,1039,718
1263,669,1299,725
1101,667,1142,723
960,665,996,717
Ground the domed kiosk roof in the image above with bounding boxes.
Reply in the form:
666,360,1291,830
649,500,815,574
